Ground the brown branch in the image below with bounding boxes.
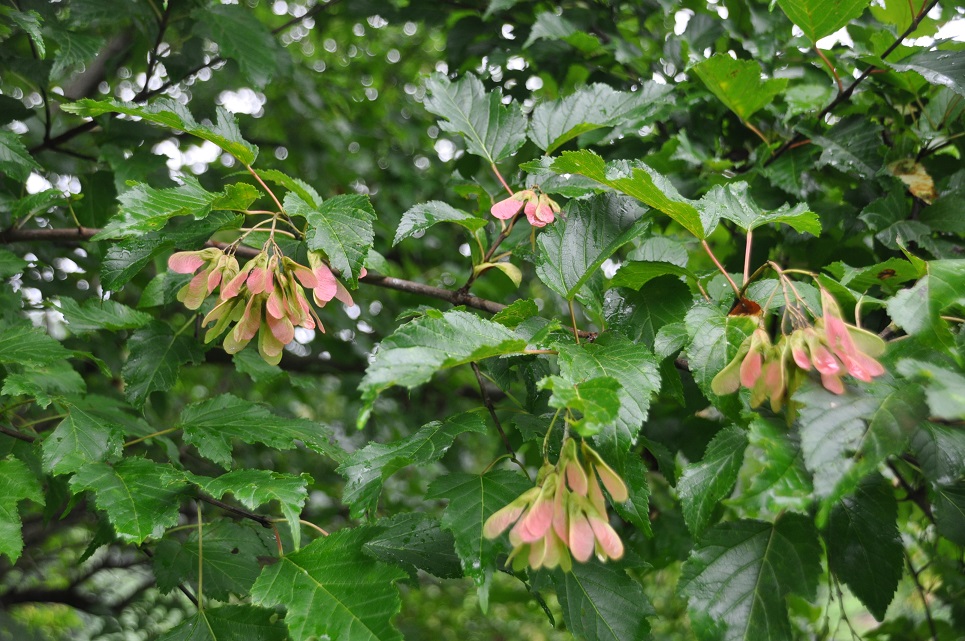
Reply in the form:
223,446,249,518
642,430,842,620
0,424,38,443
766,0,941,167
196,494,274,529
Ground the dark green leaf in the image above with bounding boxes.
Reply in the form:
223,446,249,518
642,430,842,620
0,249,27,278
393,201,487,246
609,261,693,291
551,151,707,238
536,193,650,301
812,116,882,179
290,193,375,287
358,310,526,427
827,473,902,621
911,421,965,486
680,514,822,641
611,455,653,538
156,605,287,641
491,299,538,327
122,322,204,407
193,4,280,87
552,560,654,641
731,418,812,515
363,513,462,579
62,99,258,165
684,303,758,413
691,56,788,121
179,394,345,470
251,528,407,641
424,72,527,164
776,0,871,43
1,362,85,408
0,131,41,181
888,48,965,98
58,297,152,333
933,481,965,545
70,458,186,544
426,470,531,610
0,456,44,563
41,405,123,476
678,426,748,536
339,412,486,518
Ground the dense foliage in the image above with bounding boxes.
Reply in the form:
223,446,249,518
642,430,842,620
1,0,964,639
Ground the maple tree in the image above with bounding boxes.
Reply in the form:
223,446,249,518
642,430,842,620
0,1,964,640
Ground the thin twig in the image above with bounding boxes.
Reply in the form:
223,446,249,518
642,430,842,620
0,424,38,443
132,1,173,102
196,494,273,529
906,552,938,641
471,362,526,474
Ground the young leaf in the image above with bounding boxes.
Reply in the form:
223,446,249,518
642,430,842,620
70,458,186,544
288,193,375,287
41,405,123,476
677,425,748,536
556,335,661,454
179,394,345,470
339,412,487,518
536,193,650,301
62,99,258,165
540,375,622,437
363,513,462,579
691,55,788,122
393,201,487,246
358,310,526,427
0,456,44,563
529,83,673,154
551,560,655,641
426,470,531,610
776,0,871,44
154,520,272,601
188,469,311,549
423,72,527,164
58,297,152,333
251,528,407,641
156,604,288,641
827,473,902,621
122,321,204,408
679,514,822,641
551,151,707,238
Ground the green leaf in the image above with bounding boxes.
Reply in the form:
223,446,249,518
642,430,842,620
556,334,661,454
0,322,74,366
492,299,539,328
731,418,813,515
154,521,272,602
94,177,255,240
156,605,287,641
0,249,27,278
611,455,653,538
257,169,320,207
70,458,186,544
680,514,822,641
933,481,965,546
122,322,204,408
393,201,487,246
426,470,531,610
0,130,41,181
101,211,242,291
911,421,965,486
551,560,654,641
62,99,258,165
423,72,527,164
41,405,123,476
698,183,820,235
0,456,44,563
363,513,462,579
289,193,375,287
58,297,152,333
541,376,622,437
1,362,86,408
691,55,788,121
193,4,280,87
776,0,871,43
827,473,902,621
358,310,526,427
50,30,102,79
551,151,707,238
605,278,694,348
812,116,882,180
795,383,925,521
339,412,486,518
529,83,673,154
887,48,965,98
251,528,407,641
536,193,650,301
189,469,311,549
678,426,748,537
6,9,44,58
684,303,758,414
609,261,694,291
896,359,965,420
179,394,345,470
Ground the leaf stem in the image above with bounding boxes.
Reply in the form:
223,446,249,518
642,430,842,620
542,408,562,463
743,229,753,287
814,47,844,93
196,500,204,612
246,165,287,218
124,426,181,448
743,121,770,145
701,240,740,296
490,163,515,197
271,517,330,537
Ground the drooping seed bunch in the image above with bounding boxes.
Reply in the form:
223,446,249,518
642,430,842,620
712,287,887,410
483,439,627,572
168,246,361,365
